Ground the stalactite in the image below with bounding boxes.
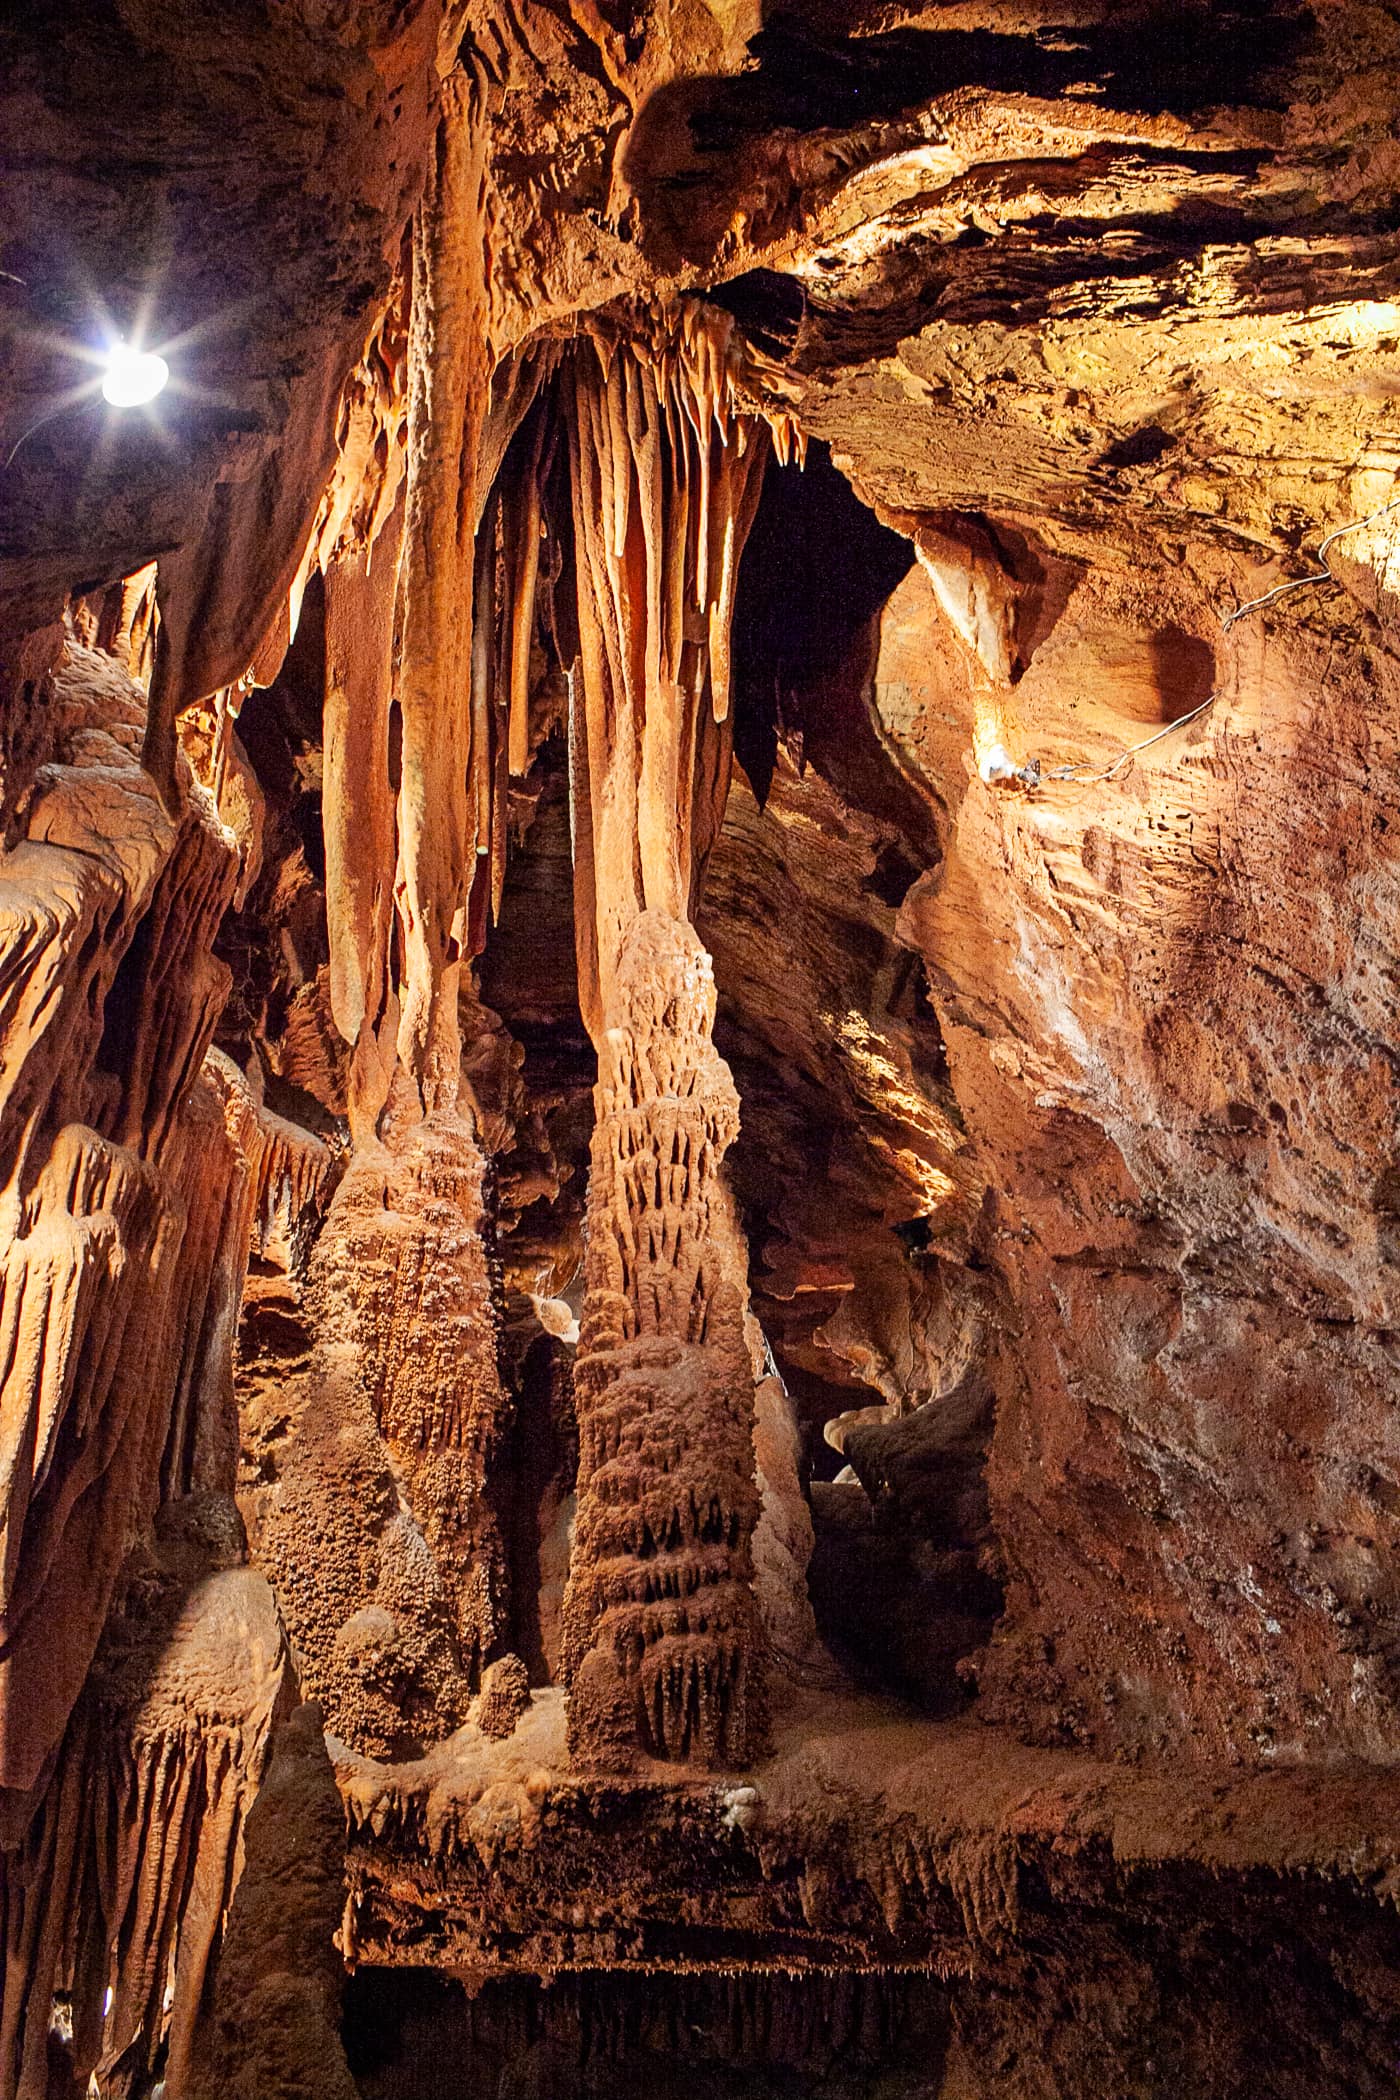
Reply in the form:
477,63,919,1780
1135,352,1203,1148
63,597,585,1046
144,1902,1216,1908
155,1076,261,1510
507,415,545,782
394,67,494,1105
180,75,507,1138
323,508,405,1143
430,353,566,974
85,563,159,689
308,109,563,1142
249,247,414,1151
561,306,769,1036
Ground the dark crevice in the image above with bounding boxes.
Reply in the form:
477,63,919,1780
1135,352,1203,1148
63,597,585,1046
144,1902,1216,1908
692,7,1311,149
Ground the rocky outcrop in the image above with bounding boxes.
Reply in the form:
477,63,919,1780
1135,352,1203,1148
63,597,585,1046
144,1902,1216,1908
886,538,1400,1762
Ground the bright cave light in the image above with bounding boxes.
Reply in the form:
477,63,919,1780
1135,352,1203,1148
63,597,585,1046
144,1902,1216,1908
100,342,170,408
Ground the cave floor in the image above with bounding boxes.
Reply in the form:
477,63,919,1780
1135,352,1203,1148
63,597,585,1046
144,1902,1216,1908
333,1680,1400,1975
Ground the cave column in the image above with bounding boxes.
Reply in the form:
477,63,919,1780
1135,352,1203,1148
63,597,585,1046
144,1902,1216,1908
559,314,771,1769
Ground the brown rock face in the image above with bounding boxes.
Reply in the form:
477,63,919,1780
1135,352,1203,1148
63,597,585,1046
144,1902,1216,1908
884,546,1400,1761
8,3,1400,2095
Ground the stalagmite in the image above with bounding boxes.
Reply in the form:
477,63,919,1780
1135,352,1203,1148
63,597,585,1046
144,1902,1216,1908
562,914,766,1766
239,1090,513,1757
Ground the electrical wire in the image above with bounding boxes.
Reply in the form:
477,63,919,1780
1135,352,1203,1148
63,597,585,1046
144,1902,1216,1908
1041,689,1219,785
3,396,77,471
1028,487,1400,787
1219,490,1400,632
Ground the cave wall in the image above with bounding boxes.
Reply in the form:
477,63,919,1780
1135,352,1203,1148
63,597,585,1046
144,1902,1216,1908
880,540,1400,1760
0,643,243,1800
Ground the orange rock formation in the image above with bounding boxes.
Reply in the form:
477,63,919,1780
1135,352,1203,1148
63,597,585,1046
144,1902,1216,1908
5,3,1400,2094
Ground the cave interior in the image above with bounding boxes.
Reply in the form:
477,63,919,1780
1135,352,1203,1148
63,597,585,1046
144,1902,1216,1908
4,1,1400,2094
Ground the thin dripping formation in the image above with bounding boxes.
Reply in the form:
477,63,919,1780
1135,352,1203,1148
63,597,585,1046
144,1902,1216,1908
561,303,775,1037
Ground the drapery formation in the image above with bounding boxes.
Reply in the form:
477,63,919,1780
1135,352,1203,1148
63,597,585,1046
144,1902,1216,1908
0,1562,289,2100
0,647,245,1802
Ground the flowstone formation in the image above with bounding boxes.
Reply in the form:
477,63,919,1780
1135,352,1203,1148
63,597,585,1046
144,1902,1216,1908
6,2,1400,2096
